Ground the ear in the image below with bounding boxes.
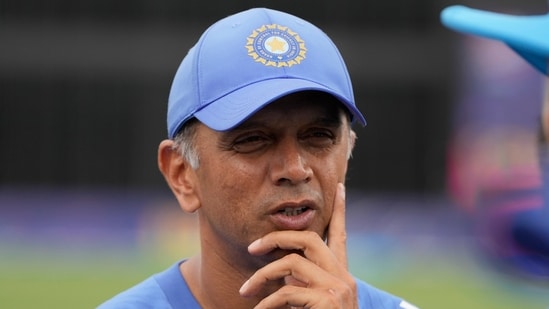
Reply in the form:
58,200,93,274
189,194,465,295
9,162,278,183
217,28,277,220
158,140,201,213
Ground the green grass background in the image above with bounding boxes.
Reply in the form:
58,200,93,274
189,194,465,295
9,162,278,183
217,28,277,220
2,242,548,309
2,197,548,309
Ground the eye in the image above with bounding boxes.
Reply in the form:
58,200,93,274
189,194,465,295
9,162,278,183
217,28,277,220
301,128,336,147
232,133,272,153
309,130,332,138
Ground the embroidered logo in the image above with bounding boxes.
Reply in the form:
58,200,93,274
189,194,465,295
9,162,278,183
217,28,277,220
246,24,306,67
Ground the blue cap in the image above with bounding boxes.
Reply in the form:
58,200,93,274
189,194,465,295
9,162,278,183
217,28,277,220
167,8,366,138
441,5,549,75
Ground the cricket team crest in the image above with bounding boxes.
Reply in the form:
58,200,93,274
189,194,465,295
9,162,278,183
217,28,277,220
246,24,307,67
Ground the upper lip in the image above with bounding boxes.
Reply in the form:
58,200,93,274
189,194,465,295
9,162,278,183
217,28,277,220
269,200,318,215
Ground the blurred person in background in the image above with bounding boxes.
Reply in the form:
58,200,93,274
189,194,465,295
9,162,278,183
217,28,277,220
98,7,418,309
441,4,549,281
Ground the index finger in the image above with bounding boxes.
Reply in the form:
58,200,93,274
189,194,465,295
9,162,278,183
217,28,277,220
327,182,348,268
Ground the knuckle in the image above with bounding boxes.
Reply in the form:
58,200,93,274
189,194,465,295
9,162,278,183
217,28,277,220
286,253,303,263
278,284,297,296
324,288,342,307
303,230,321,242
328,280,355,304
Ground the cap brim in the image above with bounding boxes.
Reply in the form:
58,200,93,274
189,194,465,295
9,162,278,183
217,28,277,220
441,5,549,75
193,78,367,131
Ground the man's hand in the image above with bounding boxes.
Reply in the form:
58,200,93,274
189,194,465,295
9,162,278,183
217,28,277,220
239,183,358,309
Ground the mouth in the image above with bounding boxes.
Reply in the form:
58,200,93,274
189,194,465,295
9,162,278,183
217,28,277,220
270,203,316,230
278,206,310,216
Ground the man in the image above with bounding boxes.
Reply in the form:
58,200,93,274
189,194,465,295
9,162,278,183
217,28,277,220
98,8,418,309
441,5,549,279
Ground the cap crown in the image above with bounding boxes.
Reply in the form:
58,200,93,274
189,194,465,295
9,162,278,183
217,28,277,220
167,8,365,138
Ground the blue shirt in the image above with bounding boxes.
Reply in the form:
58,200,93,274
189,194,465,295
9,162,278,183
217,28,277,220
98,260,418,309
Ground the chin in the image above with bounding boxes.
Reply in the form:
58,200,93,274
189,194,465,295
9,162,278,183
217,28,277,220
257,248,304,265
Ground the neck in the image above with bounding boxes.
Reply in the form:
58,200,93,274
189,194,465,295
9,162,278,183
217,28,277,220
181,241,283,308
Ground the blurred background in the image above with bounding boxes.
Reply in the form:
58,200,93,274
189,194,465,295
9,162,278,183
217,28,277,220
1,0,549,308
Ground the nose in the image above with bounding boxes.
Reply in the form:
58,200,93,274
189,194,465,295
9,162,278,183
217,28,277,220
270,138,312,186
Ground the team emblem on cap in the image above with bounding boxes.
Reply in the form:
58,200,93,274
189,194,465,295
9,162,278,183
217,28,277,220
246,24,306,67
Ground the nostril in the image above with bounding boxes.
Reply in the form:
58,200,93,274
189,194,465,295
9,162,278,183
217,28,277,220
276,177,292,186
275,175,311,186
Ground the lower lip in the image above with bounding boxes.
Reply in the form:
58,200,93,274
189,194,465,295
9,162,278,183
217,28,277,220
269,209,316,230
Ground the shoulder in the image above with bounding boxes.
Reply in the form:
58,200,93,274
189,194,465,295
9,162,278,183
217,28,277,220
97,261,199,309
97,275,170,309
355,277,419,309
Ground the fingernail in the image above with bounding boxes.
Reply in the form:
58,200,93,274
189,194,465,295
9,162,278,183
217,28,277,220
239,279,249,295
248,238,261,252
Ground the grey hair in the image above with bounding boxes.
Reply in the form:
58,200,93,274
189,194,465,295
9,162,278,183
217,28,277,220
347,129,356,160
171,119,200,170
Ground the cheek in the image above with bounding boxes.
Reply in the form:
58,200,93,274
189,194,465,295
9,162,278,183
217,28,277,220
196,160,266,237
219,161,263,193
313,154,348,215
200,163,257,208
201,155,263,188
315,152,349,183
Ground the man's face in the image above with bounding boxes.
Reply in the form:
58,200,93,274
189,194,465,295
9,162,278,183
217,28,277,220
190,91,354,264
